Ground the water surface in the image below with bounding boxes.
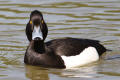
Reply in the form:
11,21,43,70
0,0,120,80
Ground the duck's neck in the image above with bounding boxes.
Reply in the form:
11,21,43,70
33,40,45,53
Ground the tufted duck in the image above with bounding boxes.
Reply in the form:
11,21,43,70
24,10,107,68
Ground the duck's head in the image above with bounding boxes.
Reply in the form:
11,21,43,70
26,10,48,41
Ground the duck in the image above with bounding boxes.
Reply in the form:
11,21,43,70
24,10,107,69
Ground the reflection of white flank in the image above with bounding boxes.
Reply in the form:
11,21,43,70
32,26,43,40
61,47,99,68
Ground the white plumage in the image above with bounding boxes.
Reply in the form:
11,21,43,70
61,47,99,68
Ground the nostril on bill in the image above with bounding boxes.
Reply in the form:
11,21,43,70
34,37,41,41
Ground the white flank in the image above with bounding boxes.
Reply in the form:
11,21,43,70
32,26,43,40
61,47,99,68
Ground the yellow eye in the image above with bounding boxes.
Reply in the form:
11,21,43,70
30,21,32,24
42,20,44,24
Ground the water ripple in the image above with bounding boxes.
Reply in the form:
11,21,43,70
0,0,120,80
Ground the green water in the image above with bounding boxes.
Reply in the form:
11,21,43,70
0,0,120,80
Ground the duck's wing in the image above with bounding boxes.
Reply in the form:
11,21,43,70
45,38,106,56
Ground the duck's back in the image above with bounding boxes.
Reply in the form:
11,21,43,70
45,37,106,56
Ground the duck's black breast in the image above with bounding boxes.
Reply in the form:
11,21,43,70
24,41,65,68
45,37,106,56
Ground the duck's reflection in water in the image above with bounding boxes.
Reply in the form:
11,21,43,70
25,63,100,80
25,65,50,80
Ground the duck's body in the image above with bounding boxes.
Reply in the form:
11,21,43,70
24,10,107,69
45,37,106,68
25,38,106,68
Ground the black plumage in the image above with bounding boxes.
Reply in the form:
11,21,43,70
46,37,106,56
24,40,65,68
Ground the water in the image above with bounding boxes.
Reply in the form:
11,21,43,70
0,0,120,80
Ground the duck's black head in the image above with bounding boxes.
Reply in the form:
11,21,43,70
26,10,48,41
